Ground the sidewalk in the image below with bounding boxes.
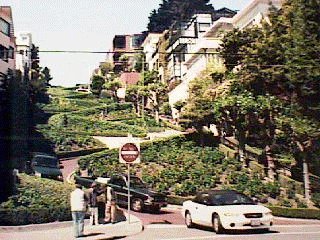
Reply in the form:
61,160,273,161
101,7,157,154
0,212,143,240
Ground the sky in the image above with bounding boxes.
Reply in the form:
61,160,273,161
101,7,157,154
2,0,251,87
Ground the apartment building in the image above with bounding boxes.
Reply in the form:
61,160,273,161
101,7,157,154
141,33,162,71
112,33,146,73
0,6,16,79
15,32,32,77
166,0,282,114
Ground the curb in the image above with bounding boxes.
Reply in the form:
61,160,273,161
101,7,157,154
0,212,143,234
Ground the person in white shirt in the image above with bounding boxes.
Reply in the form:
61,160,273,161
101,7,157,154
70,184,87,238
105,185,116,223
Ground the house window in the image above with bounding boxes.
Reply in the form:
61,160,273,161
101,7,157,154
131,35,143,48
198,23,211,33
8,46,14,59
0,18,10,36
0,45,8,61
113,36,126,49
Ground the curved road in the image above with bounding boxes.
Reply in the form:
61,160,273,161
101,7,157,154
59,156,320,240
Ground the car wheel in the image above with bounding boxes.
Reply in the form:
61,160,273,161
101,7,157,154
212,214,224,234
185,211,194,228
131,198,144,212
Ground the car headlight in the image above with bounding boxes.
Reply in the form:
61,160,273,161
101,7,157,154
223,212,240,217
57,175,63,181
145,196,154,203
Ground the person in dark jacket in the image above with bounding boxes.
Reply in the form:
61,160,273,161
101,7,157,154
87,182,103,225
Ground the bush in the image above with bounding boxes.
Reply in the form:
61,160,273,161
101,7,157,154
312,193,320,208
268,206,320,220
264,182,281,198
0,174,73,225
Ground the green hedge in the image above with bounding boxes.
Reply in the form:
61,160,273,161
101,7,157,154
0,174,73,225
278,174,304,195
48,114,147,136
219,143,238,159
0,206,71,225
161,119,185,131
268,206,320,220
57,147,107,158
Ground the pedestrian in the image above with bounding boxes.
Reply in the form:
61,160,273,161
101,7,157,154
105,185,116,224
87,181,103,225
70,184,87,238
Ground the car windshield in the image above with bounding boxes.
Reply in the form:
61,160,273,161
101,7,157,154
130,177,147,188
208,192,255,206
34,156,58,167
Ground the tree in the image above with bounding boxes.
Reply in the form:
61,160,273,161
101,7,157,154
140,70,167,123
90,75,105,96
99,61,114,76
147,0,215,33
147,82,167,123
104,79,122,102
282,0,320,119
217,1,320,196
219,28,260,72
29,44,51,103
41,67,52,86
125,85,140,115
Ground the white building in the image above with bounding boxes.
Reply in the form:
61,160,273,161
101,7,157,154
168,0,283,115
232,0,282,29
15,32,32,76
141,33,162,71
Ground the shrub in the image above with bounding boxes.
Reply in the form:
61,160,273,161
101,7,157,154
312,193,320,208
264,182,281,198
268,206,320,220
280,199,293,208
0,174,73,225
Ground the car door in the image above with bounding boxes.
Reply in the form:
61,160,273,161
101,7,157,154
191,193,210,225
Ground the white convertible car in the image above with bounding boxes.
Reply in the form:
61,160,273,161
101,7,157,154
182,190,273,233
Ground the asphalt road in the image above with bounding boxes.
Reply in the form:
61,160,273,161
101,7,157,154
59,157,79,181
59,157,320,240
125,223,320,240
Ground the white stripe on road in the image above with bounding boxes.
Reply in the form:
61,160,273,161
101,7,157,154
274,224,320,228
147,225,186,229
146,224,320,229
157,231,320,240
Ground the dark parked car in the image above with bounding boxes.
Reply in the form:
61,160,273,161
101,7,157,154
108,174,167,212
74,174,167,212
29,152,64,181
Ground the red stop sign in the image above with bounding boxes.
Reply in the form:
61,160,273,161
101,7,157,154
120,143,140,163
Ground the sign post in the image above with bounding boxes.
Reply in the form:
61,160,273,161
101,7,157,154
119,142,140,224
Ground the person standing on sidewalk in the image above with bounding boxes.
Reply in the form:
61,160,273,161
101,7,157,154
87,182,103,225
70,184,87,238
105,185,116,224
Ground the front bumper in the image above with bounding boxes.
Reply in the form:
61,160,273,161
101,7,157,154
144,201,168,208
221,215,273,230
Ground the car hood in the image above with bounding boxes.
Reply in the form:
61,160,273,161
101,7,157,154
133,187,165,197
208,204,271,214
34,166,62,176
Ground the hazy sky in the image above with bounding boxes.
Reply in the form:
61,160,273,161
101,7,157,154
2,0,250,87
